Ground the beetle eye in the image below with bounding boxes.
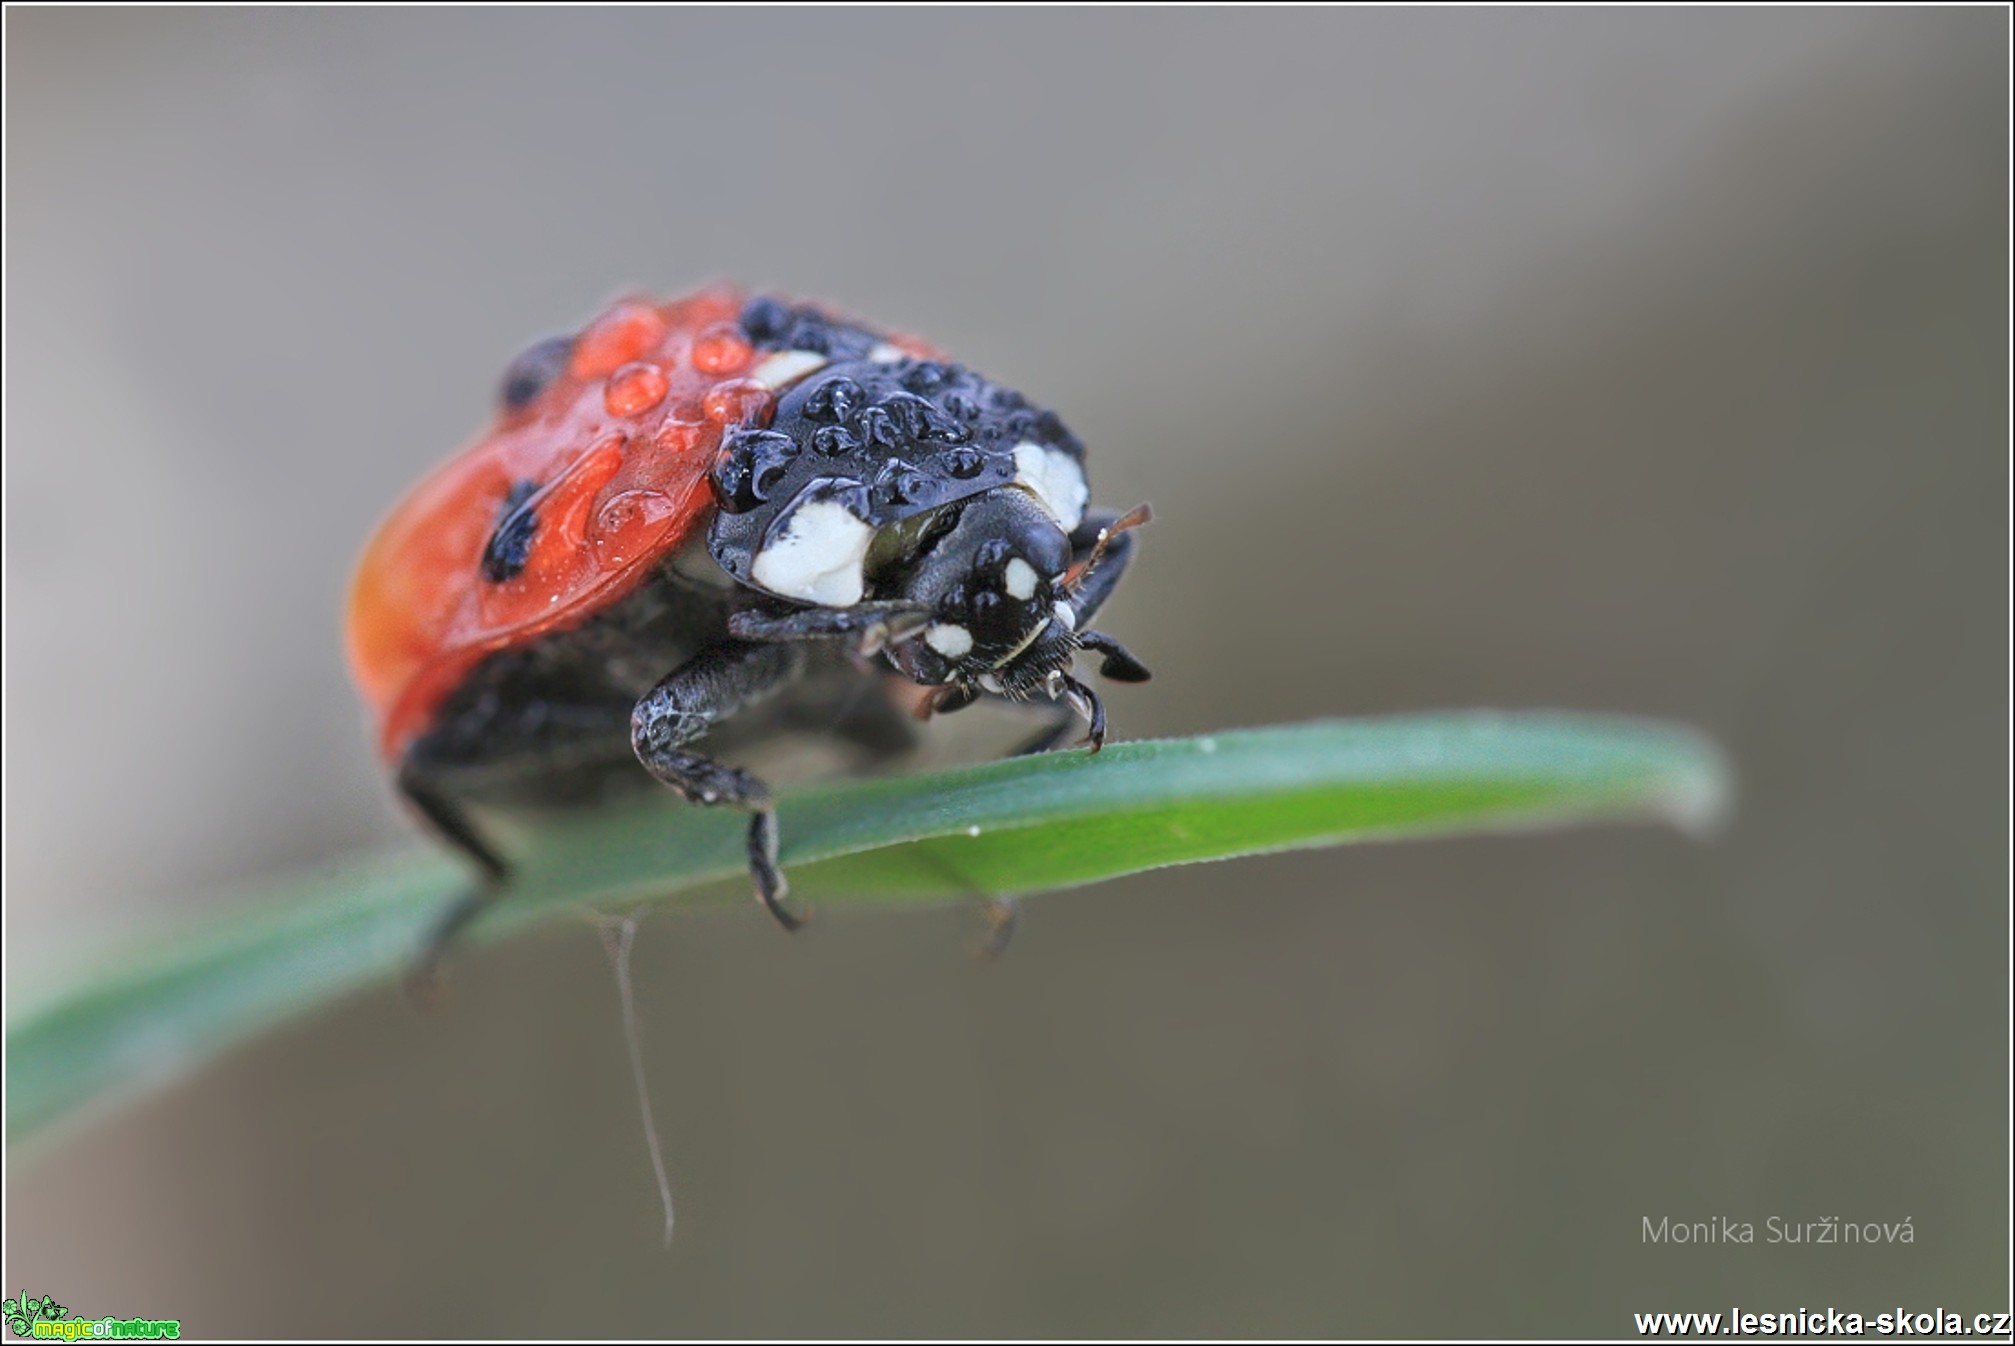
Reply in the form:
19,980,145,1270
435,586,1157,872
498,335,574,412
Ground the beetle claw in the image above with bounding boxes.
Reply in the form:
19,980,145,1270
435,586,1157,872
749,809,810,932
1059,673,1106,752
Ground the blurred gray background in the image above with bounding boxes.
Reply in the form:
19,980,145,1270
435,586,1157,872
6,8,2007,1338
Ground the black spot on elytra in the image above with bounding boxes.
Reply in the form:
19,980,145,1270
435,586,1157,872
481,479,542,583
738,296,792,344
498,336,573,412
737,295,879,361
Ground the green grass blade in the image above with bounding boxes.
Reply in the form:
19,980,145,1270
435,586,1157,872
6,714,1728,1143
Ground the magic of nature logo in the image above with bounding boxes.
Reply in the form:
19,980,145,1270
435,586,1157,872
2,1292,180,1341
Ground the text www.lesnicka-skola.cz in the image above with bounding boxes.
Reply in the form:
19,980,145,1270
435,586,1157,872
1634,1308,2013,1337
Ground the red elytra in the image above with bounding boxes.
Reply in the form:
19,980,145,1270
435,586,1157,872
345,287,935,762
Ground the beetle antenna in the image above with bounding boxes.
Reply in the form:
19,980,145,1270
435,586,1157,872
597,912,675,1248
1065,503,1152,594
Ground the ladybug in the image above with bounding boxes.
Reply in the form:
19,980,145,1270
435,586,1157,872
346,287,1150,980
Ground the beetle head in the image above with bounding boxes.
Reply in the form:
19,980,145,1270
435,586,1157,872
876,487,1148,744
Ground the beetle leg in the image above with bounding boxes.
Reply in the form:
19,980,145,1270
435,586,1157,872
398,766,511,1000
631,641,811,931
1076,629,1152,683
976,895,1019,961
727,601,930,656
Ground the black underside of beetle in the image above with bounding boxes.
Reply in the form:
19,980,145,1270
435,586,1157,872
402,542,917,811
397,502,1143,989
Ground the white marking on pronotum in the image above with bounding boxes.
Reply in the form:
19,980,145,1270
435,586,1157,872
868,342,906,363
978,673,1004,694
750,482,875,605
596,913,675,1248
1052,601,1077,631
1003,557,1039,600
924,623,973,659
1012,441,1089,529
748,349,828,391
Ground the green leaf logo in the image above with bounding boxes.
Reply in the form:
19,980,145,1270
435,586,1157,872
3,1293,68,1337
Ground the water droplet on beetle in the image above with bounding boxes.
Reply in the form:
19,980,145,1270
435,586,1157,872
703,378,775,428
692,322,753,376
604,362,669,417
571,302,668,379
653,415,706,455
593,488,678,571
